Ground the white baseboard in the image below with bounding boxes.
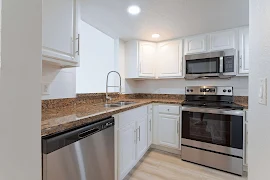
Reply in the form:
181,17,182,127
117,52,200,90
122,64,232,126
151,144,181,155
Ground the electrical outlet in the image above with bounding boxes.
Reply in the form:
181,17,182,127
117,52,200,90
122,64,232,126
42,83,50,95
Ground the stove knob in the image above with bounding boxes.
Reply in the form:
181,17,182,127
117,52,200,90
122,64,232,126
228,89,232,93
187,89,190,92
190,89,193,92
223,89,227,93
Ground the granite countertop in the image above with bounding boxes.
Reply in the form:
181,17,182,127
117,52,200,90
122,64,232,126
42,98,184,137
236,103,248,109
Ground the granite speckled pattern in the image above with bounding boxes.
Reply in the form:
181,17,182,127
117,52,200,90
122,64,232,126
234,96,249,109
42,93,248,137
42,98,184,137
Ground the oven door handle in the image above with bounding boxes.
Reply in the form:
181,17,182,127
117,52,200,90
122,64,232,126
182,106,244,116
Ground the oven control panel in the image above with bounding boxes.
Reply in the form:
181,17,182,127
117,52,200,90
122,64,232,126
186,86,233,96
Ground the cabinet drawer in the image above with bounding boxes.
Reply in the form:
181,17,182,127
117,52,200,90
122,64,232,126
118,106,148,128
158,105,180,115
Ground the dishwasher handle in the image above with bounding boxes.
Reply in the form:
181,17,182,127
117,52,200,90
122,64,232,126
42,117,114,154
78,127,100,139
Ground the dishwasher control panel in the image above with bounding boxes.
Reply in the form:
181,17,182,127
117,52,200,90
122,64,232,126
42,117,114,155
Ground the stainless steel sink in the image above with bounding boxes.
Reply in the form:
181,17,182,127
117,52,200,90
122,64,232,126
104,101,136,108
115,101,136,106
104,104,122,108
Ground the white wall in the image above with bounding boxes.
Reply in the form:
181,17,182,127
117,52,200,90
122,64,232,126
126,77,249,96
249,0,270,179
114,39,125,92
76,20,116,93
42,64,76,100
0,0,42,179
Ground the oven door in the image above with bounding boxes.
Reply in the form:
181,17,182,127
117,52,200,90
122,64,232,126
182,106,243,157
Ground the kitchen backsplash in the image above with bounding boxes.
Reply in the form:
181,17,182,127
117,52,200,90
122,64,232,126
42,93,248,112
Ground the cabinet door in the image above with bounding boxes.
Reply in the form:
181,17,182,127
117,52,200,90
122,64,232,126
42,0,79,63
209,30,236,51
118,123,136,179
158,114,180,149
185,35,208,54
158,40,183,77
239,27,249,74
139,42,156,77
148,114,153,148
136,117,148,160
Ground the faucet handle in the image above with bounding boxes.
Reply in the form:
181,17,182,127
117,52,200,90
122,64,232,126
106,96,112,101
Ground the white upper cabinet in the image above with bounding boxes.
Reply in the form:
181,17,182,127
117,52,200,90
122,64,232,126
139,41,156,77
209,30,236,51
238,27,249,74
184,35,208,54
157,39,183,77
42,0,80,67
158,114,180,149
125,26,248,79
125,41,156,78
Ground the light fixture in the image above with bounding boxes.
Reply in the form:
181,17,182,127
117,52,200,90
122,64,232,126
127,5,141,15
152,34,160,38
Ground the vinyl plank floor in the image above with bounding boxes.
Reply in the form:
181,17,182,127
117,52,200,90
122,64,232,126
125,150,248,180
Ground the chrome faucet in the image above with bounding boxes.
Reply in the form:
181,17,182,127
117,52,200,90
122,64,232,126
106,71,122,104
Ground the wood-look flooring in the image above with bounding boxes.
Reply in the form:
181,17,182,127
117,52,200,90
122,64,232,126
125,150,247,180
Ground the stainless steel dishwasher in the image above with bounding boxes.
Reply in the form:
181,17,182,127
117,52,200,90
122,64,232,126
42,117,114,180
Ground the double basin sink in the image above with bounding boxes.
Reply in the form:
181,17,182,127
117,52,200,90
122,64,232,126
104,101,136,108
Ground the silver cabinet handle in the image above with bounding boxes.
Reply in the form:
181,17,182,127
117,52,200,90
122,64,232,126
239,55,242,68
239,50,242,69
149,119,152,131
139,126,141,141
134,129,137,143
76,34,80,55
177,121,179,134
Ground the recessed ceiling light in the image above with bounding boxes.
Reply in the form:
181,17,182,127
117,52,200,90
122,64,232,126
152,34,160,38
127,5,141,15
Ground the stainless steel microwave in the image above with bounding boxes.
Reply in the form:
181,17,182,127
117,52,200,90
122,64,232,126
185,49,236,79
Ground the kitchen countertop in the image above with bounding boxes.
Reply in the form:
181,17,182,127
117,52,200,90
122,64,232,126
42,98,184,137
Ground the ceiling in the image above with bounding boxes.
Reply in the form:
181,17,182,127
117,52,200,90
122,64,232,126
80,0,249,42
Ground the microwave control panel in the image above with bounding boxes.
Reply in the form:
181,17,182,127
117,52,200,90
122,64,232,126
223,56,234,72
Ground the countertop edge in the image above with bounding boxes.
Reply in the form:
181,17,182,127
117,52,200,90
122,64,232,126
42,100,248,137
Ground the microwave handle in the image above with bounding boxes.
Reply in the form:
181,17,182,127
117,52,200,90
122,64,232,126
219,57,224,73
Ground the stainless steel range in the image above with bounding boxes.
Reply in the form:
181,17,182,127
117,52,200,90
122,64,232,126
181,86,244,176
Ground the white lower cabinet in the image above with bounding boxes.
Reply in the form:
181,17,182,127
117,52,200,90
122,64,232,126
152,104,181,150
136,117,148,160
118,122,137,179
158,114,180,149
116,104,181,180
116,106,149,180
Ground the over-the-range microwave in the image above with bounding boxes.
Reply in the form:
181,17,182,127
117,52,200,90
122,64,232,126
185,49,236,79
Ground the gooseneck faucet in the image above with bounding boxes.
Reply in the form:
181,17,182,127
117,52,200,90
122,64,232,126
106,71,122,104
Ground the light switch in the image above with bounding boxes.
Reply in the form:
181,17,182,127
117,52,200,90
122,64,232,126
42,83,50,95
258,78,267,105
